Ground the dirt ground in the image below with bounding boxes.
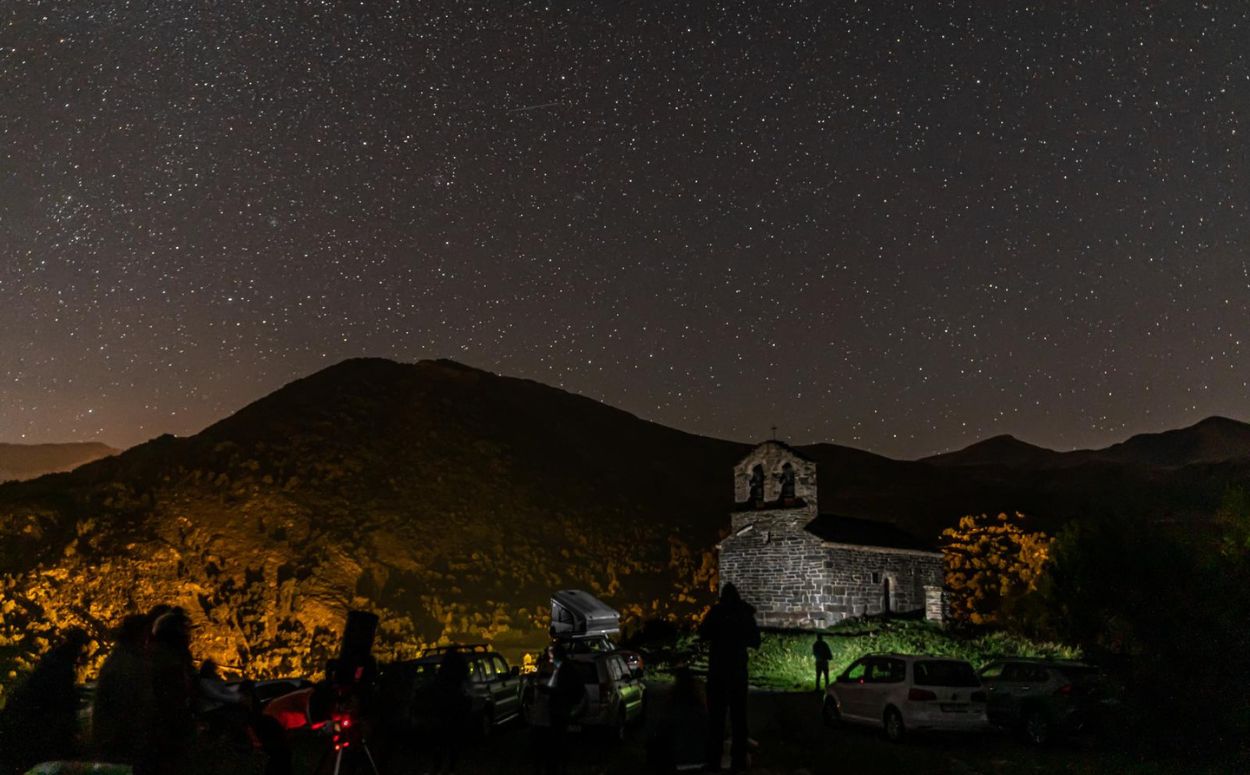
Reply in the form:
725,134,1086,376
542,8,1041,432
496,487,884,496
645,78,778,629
280,684,1235,775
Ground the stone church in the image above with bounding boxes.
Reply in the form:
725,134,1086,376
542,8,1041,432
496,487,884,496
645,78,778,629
717,441,946,627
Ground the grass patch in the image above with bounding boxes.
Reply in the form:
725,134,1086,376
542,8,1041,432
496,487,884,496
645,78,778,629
665,618,1080,691
752,619,1080,690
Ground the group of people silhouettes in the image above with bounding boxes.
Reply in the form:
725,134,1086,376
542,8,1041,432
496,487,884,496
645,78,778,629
0,606,289,775
0,585,817,775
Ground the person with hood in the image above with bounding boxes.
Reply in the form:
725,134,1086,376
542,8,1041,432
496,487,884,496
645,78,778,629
699,583,760,773
92,614,155,768
0,628,90,774
147,609,197,775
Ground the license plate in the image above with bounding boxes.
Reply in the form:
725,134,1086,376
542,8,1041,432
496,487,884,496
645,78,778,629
940,704,967,713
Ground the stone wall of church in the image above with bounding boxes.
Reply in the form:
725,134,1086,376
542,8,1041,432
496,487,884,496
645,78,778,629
718,534,945,627
821,546,944,620
718,519,831,628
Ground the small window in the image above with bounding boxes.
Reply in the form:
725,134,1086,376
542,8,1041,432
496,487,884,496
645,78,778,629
779,463,796,499
914,660,980,688
979,663,1005,680
749,464,765,502
843,659,868,681
871,572,882,584
867,658,905,683
475,658,495,682
608,657,625,681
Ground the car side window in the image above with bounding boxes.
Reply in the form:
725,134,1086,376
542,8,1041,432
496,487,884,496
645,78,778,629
608,656,625,681
475,658,493,682
979,663,1004,680
493,656,509,678
887,658,906,682
843,659,868,681
865,659,889,683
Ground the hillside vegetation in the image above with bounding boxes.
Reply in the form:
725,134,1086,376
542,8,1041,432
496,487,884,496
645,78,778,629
2,359,1248,700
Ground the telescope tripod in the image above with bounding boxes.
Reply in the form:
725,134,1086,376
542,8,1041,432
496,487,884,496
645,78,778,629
316,737,381,775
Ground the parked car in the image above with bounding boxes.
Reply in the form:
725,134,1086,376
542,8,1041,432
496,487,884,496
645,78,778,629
823,654,988,742
377,643,523,737
978,658,1105,744
549,589,645,677
523,650,646,740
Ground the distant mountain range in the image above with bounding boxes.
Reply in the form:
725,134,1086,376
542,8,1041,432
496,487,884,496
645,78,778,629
924,415,1250,469
0,441,118,482
0,359,1246,686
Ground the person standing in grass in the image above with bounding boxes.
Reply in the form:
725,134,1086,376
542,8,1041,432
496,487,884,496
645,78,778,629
812,633,833,691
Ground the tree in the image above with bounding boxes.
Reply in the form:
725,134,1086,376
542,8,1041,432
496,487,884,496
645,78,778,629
1216,485,1250,559
940,512,1051,625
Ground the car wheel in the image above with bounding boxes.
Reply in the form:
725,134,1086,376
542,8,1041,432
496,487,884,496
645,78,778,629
1022,707,1052,746
884,707,906,743
822,697,841,728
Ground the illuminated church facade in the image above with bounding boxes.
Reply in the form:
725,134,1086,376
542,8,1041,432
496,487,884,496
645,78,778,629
716,441,946,628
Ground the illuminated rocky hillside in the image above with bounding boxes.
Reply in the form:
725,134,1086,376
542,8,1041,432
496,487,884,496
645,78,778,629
1,359,1246,698
0,359,739,689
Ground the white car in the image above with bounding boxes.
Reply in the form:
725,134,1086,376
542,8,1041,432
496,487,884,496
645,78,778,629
823,654,989,741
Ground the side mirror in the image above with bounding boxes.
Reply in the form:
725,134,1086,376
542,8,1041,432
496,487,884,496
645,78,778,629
509,665,520,678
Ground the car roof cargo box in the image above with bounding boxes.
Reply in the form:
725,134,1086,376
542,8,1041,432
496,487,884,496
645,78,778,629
550,589,620,639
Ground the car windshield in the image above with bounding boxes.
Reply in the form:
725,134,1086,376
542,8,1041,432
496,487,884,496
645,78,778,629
914,660,980,687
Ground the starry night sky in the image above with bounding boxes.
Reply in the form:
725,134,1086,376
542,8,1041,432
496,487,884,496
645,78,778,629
2,1,1248,458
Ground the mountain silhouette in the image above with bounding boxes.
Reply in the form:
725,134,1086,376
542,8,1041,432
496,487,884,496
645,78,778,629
0,441,117,482
925,416,1250,470
1088,416,1250,467
924,435,1067,468
0,359,1246,688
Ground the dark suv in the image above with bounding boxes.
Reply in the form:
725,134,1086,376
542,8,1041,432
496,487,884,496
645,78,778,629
978,659,1104,744
377,644,523,737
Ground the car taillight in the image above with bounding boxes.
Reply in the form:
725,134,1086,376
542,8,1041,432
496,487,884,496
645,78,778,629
1056,683,1073,696
971,691,986,703
908,688,938,702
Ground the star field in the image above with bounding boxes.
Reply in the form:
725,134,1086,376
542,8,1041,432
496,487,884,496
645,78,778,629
2,1,1248,457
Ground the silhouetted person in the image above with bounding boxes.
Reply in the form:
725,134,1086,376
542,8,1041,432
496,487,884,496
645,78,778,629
0,628,89,774
93,614,154,768
148,610,197,775
527,646,556,775
699,583,759,773
432,647,471,774
646,665,707,774
542,644,586,775
812,633,833,691
197,659,248,745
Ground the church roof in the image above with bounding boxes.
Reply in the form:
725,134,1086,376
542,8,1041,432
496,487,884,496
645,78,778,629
737,438,815,464
804,514,938,553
